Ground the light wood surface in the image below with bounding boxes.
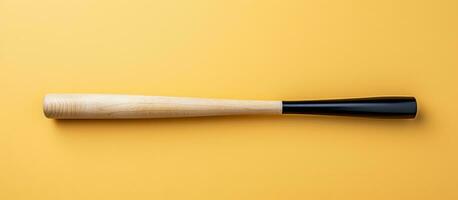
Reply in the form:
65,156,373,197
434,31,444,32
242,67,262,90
43,94,283,119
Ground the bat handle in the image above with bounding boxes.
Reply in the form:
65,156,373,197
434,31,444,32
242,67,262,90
282,97,417,118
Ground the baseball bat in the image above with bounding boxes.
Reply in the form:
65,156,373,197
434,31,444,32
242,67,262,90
43,94,416,119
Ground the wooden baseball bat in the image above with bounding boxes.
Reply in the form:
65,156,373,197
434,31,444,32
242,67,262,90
43,94,417,119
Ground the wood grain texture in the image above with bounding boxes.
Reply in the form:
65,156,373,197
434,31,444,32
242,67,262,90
43,94,282,119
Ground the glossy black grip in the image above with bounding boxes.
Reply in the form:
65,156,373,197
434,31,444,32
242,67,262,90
282,97,416,118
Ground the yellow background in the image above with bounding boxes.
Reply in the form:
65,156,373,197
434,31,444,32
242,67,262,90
1,0,457,199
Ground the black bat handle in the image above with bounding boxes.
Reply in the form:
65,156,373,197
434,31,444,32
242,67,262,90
282,97,417,118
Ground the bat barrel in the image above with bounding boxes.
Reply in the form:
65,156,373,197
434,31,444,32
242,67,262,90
43,94,282,119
